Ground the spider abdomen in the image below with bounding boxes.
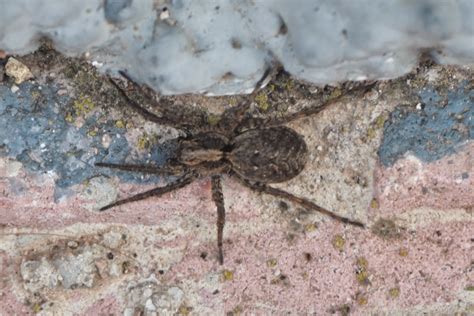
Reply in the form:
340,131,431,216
228,127,308,183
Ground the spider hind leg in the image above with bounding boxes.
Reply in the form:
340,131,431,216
99,172,197,211
211,175,226,264
240,179,365,228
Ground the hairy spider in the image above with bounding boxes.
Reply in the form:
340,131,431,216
97,70,370,264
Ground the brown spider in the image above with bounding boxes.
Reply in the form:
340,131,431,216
97,70,369,264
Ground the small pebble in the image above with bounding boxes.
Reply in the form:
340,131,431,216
57,89,68,96
10,85,19,93
5,57,34,84
160,8,170,20
91,60,103,67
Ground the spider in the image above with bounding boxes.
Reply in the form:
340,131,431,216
96,70,370,264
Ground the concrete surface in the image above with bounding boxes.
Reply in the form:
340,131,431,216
0,49,473,315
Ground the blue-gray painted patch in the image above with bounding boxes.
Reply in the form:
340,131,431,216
378,83,473,166
0,82,174,200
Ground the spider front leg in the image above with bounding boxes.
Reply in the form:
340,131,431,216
235,81,377,131
218,65,275,134
211,175,226,264
109,71,206,132
99,171,198,211
108,73,175,126
95,162,186,175
239,178,365,228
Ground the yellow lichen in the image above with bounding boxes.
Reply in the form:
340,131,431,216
65,112,74,123
356,270,370,286
398,248,409,257
178,305,192,315
355,257,370,286
304,222,318,233
266,258,278,268
374,114,386,129
366,127,376,140
73,94,95,116
137,133,151,150
32,303,41,313
388,287,400,298
222,269,234,281
332,234,345,251
230,305,242,316
87,129,97,137
255,92,270,111
370,198,379,209
329,88,342,100
228,97,238,106
356,294,368,306
284,79,294,91
31,90,42,102
207,113,221,126
115,119,126,128
356,257,369,270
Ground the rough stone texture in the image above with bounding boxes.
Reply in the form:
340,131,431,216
0,49,473,315
0,0,473,95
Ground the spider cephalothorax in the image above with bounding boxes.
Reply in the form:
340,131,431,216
97,70,369,264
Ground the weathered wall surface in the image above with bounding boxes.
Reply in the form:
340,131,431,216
0,47,472,314
0,0,473,95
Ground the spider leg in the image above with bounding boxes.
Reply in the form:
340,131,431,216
236,81,377,131
99,171,197,211
239,178,365,228
110,71,205,133
95,162,186,175
211,175,226,264
218,65,275,135
108,74,174,126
